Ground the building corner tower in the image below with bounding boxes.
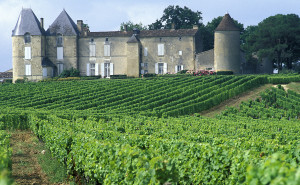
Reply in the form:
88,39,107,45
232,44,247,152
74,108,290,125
214,13,241,74
12,8,45,82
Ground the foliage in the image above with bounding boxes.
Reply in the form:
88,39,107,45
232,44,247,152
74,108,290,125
216,71,234,75
15,79,25,83
120,21,147,31
243,14,300,71
148,5,203,30
110,75,127,79
1,79,12,84
58,68,80,78
0,131,13,184
1,75,300,184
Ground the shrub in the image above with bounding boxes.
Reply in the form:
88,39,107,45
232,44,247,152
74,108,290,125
59,68,80,78
110,75,127,79
15,79,25,83
216,71,234,75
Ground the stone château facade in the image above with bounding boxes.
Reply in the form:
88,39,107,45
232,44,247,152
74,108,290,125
12,9,270,82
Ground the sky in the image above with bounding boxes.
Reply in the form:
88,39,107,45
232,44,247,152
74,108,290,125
0,0,299,72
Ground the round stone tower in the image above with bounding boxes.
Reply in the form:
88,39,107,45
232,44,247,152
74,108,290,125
214,13,241,74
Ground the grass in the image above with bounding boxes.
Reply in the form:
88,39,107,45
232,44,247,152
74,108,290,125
33,138,68,183
287,82,300,93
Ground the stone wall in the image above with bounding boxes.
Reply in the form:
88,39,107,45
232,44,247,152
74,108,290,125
195,49,214,70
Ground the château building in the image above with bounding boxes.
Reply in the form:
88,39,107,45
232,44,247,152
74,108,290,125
12,8,272,82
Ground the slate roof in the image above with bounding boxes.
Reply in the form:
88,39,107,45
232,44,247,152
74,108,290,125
42,57,55,67
127,34,140,43
46,10,80,36
88,29,199,38
215,14,240,31
0,72,13,79
12,8,45,36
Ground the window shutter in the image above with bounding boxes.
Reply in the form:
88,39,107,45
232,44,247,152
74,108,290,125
141,63,144,67
90,44,96,57
43,68,47,77
25,47,31,59
163,63,167,74
57,47,63,60
101,63,105,77
155,63,158,74
175,65,178,73
141,70,144,74
144,48,148,56
87,63,90,76
95,63,99,76
110,63,114,75
25,64,31,75
58,63,64,75
179,50,182,56
181,65,184,71
158,44,164,56
104,45,110,56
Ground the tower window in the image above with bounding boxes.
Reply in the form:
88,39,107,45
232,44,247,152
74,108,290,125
105,37,109,42
56,34,63,47
24,33,31,44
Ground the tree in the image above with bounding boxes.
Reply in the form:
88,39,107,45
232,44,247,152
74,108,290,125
244,14,300,71
120,21,147,31
148,5,203,30
203,16,244,51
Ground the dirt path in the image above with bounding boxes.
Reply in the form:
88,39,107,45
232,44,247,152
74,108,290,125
200,84,273,117
10,130,50,185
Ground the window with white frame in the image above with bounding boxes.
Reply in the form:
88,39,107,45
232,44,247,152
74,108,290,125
25,47,31,60
57,34,63,47
89,44,96,57
140,63,148,74
89,39,96,57
175,65,184,73
179,50,183,56
57,47,63,60
43,67,47,77
158,44,164,56
24,33,31,44
25,64,31,76
104,44,110,56
57,63,64,75
101,62,113,77
87,63,99,76
155,63,167,74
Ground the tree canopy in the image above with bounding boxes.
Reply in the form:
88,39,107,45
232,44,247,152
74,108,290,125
243,14,300,70
120,21,147,31
148,5,203,30
203,16,244,51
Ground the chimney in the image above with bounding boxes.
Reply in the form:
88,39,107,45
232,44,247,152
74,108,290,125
40,18,44,29
124,25,128,32
193,25,198,30
133,28,140,35
77,20,83,33
171,23,175,30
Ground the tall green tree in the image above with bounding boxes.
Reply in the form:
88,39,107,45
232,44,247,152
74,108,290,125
148,5,203,30
120,21,147,31
244,14,300,70
203,16,244,51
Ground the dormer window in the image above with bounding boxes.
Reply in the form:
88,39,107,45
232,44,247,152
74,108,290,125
56,34,63,46
24,33,31,44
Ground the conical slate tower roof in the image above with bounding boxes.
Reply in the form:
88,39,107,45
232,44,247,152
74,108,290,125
12,8,45,36
47,10,80,36
215,13,240,31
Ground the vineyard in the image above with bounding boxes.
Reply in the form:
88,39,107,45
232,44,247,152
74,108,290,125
0,74,300,184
